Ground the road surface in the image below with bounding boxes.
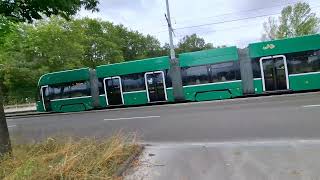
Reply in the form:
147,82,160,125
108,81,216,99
6,92,320,143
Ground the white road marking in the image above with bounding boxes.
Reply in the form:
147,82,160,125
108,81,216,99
302,104,320,108
104,116,161,121
8,125,16,128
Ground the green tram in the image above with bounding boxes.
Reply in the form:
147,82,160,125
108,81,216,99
37,34,320,112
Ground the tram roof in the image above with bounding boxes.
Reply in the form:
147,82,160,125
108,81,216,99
178,46,239,67
38,68,90,86
96,56,170,78
249,34,320,58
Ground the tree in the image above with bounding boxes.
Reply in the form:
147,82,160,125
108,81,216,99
77,18,124,67
114,25,162,61
176,34,213,53
0,16,16,45
160,43,171,56
262,2,319,40
0,17,86,104
0,0,99,157
0,86,10,157
0,0,99,22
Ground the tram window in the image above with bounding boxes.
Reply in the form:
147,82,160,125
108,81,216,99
211,62,236,82
181,65,210,86
50,87,62,99
47,81,90,100
251,59,262,78
98,78,104,95
287,50,320,74
69,82,90,98
121,73,145,92
61,86,71,98
233,61,241,80
165,69,172,88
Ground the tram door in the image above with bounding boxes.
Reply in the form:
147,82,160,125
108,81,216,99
104,77,124,106
145,71,167,102
260,55,289,91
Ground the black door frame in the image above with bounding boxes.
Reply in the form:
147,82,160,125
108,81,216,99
144,71,168,102
103,76,124,106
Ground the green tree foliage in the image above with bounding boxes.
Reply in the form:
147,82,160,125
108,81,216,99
176,34,213,53
114,25,163,61
262,2,319,40
0,16,16,45
79,19,123,67
0,0,99,22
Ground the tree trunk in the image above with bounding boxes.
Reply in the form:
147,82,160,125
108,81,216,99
0,87,11,157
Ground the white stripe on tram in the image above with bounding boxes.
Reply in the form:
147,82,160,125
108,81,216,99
183,80,242,88
289,71,320,77
50,96,92,102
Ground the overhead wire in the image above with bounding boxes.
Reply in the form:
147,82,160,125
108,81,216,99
152,0,302,30
172,0,301,25
174,4,320,31
151,3,320,34
174,4,320,37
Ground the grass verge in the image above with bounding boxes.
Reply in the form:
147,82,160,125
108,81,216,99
0,133,140,180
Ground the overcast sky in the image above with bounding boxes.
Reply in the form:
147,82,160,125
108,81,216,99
79,0,320,48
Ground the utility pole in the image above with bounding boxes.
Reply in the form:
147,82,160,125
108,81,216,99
165,0,184,101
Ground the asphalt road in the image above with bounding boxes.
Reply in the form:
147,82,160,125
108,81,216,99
6,92,320,143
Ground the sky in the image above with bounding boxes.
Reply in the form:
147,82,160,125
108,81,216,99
79,0,320,48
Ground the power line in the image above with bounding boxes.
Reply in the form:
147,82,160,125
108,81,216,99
156,0,302,29
174,12,280,31
175,23,258,38
152,11,278,34
173,0,301,25
151,3,320,34
175,4,320,30
174,5,320,37
152,4,284,32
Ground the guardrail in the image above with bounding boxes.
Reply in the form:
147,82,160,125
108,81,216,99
4,103,36,113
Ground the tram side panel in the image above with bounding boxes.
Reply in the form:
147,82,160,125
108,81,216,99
249,34,320,94
96,56,173,108
179,47,244,102
37,68,95,113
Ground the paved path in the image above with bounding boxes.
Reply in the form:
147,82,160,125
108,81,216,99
126,140,320,180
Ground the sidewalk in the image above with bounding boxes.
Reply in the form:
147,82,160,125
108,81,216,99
4,103,36,113
126,140,320,180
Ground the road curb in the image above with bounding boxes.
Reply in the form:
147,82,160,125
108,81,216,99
5,111,51,118
115,145,145,177
5,110,36,115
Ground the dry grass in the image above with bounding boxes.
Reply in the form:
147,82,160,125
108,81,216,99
0,133,140,180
